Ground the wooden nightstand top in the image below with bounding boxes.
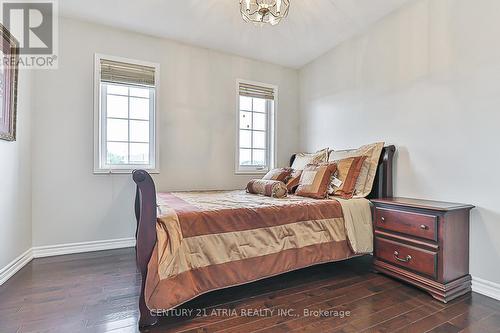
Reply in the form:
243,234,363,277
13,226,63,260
371,197,474,212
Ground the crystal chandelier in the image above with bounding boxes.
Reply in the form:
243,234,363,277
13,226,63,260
239,0,290,26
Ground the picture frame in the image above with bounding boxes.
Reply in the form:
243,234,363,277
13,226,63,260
0,23,19,141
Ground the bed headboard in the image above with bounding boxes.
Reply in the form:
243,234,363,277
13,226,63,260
289,145,396,199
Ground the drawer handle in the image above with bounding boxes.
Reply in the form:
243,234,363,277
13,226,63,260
380,217,385,222
420,224,428,230
393,251,412,263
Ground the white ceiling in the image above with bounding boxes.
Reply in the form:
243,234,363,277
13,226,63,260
60,0,412,68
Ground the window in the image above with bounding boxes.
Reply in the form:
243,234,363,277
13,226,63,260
94,55,159,173
236,80,276,174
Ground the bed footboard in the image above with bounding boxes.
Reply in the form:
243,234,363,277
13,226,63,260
133,170,158,328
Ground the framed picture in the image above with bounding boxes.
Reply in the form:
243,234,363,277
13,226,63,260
0,23,19,141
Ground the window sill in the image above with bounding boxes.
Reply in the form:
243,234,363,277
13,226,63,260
235,170,269,175
93,168,160,175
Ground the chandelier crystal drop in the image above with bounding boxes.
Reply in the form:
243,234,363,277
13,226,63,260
239,0,290,26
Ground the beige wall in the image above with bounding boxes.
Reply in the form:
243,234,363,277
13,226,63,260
299,0,500,284
31,18,300,247
0,69,33,268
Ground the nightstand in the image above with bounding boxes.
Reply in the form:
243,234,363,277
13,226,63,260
371,197,474,303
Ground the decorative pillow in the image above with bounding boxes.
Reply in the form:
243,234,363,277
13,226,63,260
329,142,384,197
285,169,302,193
246,179,288,198
328,156,367,199
291,148,329,170
262,168,293,182
295,163,337,199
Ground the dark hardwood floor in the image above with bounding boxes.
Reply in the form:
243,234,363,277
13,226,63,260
1,249,499,333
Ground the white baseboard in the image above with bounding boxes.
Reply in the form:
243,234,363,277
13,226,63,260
472,276,500,301
0,238,135,285
0,248,34,285
32,237,136,258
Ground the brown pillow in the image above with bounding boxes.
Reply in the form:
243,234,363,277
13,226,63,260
329,156,367,199
262,168,293,182
286,169,302,193
329,142,384,197
295,163,337,199
246,179,288,198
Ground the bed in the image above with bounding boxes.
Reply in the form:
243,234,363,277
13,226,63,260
133,145,395,327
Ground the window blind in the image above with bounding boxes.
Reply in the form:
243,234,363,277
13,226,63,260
100,59,155,87
239,82,274,100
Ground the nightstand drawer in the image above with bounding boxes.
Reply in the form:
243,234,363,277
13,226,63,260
375,237,437,278
375,207,437,241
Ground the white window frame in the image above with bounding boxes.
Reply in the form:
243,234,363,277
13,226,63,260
235,79,277,175
93,54,160,174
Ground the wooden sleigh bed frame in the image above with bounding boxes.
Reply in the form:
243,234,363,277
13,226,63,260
132,145,396,328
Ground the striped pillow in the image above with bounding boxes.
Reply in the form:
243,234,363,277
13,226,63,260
295,163,337,199
246,179,288,198
329,142,384,197
329,156,367,199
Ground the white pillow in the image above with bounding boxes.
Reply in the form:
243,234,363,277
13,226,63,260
291,148,329,170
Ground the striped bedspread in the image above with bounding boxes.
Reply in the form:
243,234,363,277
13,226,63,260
144,190,373,311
